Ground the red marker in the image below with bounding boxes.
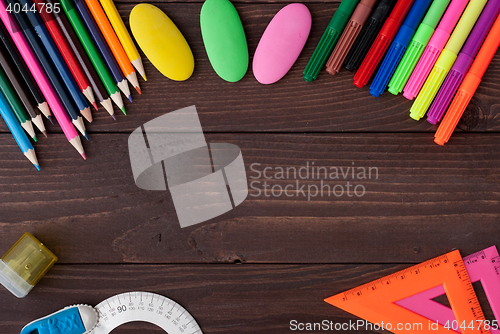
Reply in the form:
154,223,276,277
353,0,415,88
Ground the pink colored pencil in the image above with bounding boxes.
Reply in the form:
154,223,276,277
0,0,85,159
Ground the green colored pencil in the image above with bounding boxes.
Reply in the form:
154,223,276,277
0,66,36,141
58,0,126,115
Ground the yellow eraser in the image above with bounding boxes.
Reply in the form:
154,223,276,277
129,4,194,81
0,233,57,298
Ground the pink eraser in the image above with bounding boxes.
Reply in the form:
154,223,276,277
252,3,311,84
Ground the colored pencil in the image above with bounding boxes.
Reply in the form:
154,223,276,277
85,0,140,94
59,0,126,115
48,0,116,118
15,0,92,124
0,23,51,121
0,0,85,158
72,0,132,102
99,0,146,81
32,0,97,113
0,43,46,136
0,89,39,170
2,0,88,139
0,65,36,140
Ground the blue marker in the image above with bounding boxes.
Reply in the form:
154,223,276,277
0,89,40,170
369,0,433,97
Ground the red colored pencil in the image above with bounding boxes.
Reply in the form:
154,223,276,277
33,0,97,119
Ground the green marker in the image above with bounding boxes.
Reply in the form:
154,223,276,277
59,0,126,115
303,0,360,82
388,0,451,95
0,67,36,141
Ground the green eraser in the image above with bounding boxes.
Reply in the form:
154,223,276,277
200,0,249,82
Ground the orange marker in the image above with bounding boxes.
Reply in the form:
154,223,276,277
325,250,490,334
435,14,500,146
84,0,142,94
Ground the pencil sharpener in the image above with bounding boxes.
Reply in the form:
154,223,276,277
0,233,57,298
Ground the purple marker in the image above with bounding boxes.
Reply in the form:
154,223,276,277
427,0,500,124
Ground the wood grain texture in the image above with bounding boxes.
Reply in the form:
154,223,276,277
1,133,498,264
1,3,499,134
0,264,495,334
0,1,499,332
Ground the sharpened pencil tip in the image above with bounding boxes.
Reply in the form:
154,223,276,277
127,95,133,103
142,74,147,81
34,164,40,171
121,107,127,115
48,115,54,125
81,152,87,160
92,102,98,110
135,87,142,94
111,114,116,121
84,132,89,141
32,136,37,142
42,131,47,138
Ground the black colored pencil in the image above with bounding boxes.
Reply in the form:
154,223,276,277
0,22,51,121
0,41,46,136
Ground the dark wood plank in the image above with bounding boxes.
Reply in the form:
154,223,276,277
1,3,499,134
1,133,498,264
0,264,495,334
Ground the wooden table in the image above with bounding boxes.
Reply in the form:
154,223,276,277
1,0,499,333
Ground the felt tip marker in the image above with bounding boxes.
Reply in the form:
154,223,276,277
427,0,500,124
369,0,434,97
434,14,500,145
344,0,397,72
353,0,416,88
303,0,360,82
402,0,469,99
387,0,451,95
409,0,488,120
325,0,377,75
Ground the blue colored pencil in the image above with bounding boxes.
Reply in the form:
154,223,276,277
5,0,87,139
17,0,92,124
72,0,132,102
0,88,39,170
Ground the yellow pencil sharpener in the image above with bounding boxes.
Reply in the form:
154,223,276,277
0,233,57,298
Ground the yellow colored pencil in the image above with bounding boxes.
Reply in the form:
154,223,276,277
99,0,146,81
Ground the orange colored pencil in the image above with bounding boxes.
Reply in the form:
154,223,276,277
83,0,141,94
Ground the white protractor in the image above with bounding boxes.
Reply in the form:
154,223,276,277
89,292,203,334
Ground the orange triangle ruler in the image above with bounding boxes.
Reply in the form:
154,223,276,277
396,246,500,334
325,250,490,334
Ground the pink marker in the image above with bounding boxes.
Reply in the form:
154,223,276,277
396,246,500,333
0,0,85,159
402,0,469,100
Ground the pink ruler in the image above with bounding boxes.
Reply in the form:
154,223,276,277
396,246,500,333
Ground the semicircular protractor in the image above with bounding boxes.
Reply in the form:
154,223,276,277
90,292,202,334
